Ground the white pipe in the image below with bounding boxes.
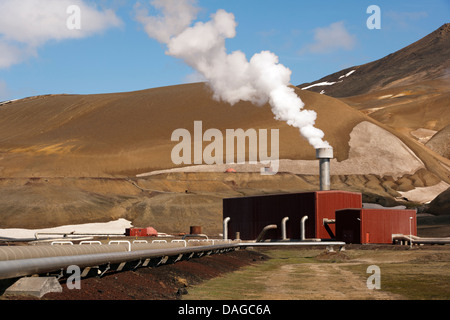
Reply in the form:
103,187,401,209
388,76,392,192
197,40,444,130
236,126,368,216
182,234,209,240
240,241,345,247
256,225,277,242
319,159,330,190
281,217,289,240
409,217,413,249
223,217,231,240
301,216,308,240
392,234,450,245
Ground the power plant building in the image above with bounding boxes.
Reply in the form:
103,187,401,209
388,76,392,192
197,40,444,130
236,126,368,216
223,191,362,241
335,208,417,244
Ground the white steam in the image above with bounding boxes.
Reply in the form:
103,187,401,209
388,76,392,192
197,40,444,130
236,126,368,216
136,0,329,149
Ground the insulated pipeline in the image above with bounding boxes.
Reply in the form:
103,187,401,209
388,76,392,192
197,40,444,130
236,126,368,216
0,243,241,280
392,234,450,245
0,242,189,261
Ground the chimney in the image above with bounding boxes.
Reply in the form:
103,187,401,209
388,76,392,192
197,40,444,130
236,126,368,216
316,147,333,191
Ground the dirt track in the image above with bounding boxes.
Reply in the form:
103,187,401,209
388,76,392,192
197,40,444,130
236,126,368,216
259,259,402,300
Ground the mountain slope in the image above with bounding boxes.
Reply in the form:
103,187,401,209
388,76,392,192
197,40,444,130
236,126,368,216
298,23,450,165
0,83,374,178
298,23,450,98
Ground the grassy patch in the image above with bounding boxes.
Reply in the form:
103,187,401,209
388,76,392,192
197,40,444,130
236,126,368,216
377,263,448,299
183,248,335,300
341,254,450,300
183,249,312,300
183,247,450,300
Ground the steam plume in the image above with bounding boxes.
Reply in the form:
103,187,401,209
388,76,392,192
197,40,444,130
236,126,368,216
136,0,330,149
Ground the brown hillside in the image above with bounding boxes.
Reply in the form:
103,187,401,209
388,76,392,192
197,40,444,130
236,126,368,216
296,24,449,188
298,23,450,98
340,78,450,137
0,83,370,178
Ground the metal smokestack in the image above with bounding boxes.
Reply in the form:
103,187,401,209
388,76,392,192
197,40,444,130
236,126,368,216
316,147,333,191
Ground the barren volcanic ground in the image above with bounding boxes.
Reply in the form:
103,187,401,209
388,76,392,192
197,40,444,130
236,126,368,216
0,24,449,236
0,81,449,235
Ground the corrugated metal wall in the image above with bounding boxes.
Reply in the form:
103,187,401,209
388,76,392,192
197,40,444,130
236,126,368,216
223,191,362,241
315,191,362,239
223,192,316,241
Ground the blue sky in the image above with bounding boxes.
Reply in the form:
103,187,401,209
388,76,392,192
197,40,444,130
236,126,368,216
0,0,448,102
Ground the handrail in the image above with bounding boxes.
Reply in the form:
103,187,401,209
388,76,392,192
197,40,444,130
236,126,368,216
51,241,73,246
171,240,187,247
152,240,167,244
132,240,148,244
108,240,131,252
79,241,102,245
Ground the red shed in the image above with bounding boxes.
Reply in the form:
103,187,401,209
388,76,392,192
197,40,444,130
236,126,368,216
125,227,158,237
223,191,362,241
335,208,417,244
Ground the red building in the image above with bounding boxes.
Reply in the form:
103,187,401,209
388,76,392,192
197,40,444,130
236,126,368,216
223,191,362,241
125,227,158,237
335,208,417,244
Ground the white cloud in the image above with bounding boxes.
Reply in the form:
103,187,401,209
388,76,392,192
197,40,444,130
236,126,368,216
136,1,330,149
0,0,122,69
0,42,34,69
134,0,199,44
303,21,356,54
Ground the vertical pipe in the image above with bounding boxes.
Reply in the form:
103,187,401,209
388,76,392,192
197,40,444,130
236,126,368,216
319,158,330,191
316,147,333,191
281,217,289,240
223,217,231,240
409,217,413,249
301,216,308,240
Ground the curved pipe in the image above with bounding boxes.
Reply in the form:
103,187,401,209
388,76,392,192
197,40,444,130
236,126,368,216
281,217,289,240
223,217,231,240
256,225,277,242
301,216,308,241
182,234,208,240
